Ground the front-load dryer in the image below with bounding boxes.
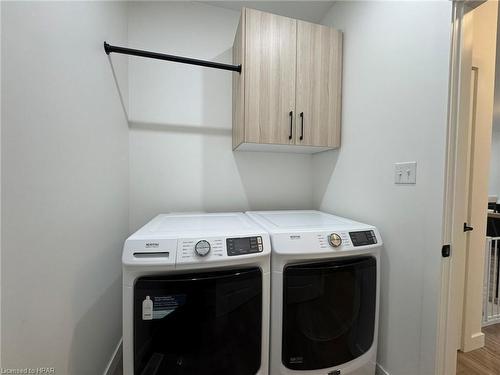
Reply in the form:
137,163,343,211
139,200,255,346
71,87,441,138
122,212,271,375
246,210,382,375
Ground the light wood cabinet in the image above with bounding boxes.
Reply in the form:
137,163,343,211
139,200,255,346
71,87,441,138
232,8,343,153
244,9,297,145
296,20,342,148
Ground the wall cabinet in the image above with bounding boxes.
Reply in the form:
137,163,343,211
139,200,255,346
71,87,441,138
232,8,343,153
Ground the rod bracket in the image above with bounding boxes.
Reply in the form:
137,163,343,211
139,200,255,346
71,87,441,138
104,41,111,55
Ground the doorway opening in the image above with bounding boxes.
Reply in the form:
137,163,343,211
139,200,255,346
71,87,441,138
439,1,500,374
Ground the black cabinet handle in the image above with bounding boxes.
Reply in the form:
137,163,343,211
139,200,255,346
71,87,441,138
300,112,304,141
464,223,474,232
289,111,293,140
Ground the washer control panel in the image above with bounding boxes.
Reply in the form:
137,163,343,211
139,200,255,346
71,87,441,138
227,236,263,256
178,238,224,263
349,230,378,247
177,235,267,264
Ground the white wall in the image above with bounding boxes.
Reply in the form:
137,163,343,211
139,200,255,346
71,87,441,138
490,128,500,197
1,2,129,374
315,2,452,374
128,2,314,231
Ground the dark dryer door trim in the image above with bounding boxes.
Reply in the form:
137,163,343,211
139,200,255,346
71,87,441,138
282,256,377,370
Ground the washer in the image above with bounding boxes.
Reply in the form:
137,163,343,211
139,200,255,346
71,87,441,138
246,210,382,375
122,212,271,375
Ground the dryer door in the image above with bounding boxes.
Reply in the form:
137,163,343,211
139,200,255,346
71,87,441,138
282,256,376,370
134,268,262,375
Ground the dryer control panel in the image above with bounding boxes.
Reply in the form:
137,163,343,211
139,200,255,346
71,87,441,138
317,232,352,249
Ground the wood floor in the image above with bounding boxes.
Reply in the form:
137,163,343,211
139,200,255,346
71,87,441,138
457,324,500,374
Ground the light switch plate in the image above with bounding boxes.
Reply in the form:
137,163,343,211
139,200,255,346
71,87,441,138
395,162,417,184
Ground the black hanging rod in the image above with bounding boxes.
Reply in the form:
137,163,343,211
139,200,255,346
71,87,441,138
104,42,241,73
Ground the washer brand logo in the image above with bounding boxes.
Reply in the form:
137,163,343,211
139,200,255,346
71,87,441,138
290,235,301,240
328,371,341,375
145,242,159,248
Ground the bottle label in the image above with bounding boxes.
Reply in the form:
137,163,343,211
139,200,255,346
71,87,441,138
142,296,153,320
142,295,186,320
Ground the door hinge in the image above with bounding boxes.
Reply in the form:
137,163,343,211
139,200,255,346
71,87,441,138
442,244,451,258
464,222,474,232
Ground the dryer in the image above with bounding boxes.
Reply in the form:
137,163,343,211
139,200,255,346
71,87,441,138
122,212,271,375
246,210,381,375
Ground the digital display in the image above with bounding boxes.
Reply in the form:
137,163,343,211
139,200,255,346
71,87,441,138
233,237,251,251
352,231,369,242
349,231,377,247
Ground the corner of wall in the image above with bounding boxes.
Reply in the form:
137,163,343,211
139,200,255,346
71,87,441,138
376,364,390,375
103,339,122,375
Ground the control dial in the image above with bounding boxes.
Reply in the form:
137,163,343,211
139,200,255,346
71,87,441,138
328,233,342,248
194,240,211,257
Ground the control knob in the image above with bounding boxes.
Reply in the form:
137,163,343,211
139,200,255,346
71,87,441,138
194,240,211,257
328,233,342,248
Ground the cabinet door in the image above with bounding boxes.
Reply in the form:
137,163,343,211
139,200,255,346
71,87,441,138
244,8,297,145
296,21,342,148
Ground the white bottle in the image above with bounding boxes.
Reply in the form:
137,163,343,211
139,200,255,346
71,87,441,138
142,296,153,320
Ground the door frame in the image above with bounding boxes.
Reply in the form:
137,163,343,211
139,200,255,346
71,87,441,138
437,1,497,374
436,3,470,372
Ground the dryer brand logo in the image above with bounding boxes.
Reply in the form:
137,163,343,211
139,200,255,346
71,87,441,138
290,235,301,240
145,242,159,248
328,370,341,375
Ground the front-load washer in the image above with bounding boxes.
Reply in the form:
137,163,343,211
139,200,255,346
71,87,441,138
122,212,271,375
246,210,382,375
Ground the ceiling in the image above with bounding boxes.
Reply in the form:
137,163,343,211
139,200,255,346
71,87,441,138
203,1,336,23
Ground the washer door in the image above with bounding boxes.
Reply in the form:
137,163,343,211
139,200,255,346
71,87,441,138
282,256,377,370
134,268,262,375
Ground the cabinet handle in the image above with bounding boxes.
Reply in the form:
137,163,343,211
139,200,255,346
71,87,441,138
300,112,304,141
289,111,293,140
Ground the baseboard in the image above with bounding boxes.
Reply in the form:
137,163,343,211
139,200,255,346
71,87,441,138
463,331,485,352
376,363,390,375
103,338,123,375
